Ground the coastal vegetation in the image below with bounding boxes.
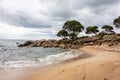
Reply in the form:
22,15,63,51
57,20,84,40
114,16,120,28
102,25,113,34
86,26,99,35
57,30,68,38
57,16,120,41
18,16,120,49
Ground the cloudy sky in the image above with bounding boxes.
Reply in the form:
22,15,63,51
0,0,120,40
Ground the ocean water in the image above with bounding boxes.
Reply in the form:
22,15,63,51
0,39,83,70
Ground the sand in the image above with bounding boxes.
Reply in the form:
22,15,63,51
23,45,120,80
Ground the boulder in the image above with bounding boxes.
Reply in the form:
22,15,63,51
70,45,79,49
59,44,66,49
18,41,33,47
103,35,115,41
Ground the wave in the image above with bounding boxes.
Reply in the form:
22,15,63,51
0,50,84,70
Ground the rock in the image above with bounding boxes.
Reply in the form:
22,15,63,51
108,42,114,46
16,42,19,44
116,33,120,36
83,42,94,46
79,37,98,43
103,35,115,41
94,40,103,45
18,44,24,47
59,44,66,49
70,45,79,49
18,41,33,47
101,34,120,46
32,40,46,47
39,39,58,48
18,33,120,48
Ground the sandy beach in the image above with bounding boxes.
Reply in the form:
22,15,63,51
0,0,120,80
22,45,120,80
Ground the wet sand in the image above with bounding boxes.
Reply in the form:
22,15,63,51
0,66,43,80
23,45,120,80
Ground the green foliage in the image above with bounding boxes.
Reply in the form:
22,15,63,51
57,30,68,38
97,31,107,39
63,20,84,36
109,31,116,35
86,26,99,35
59,38,71,44
113,16,120,28
102,25,113,33
69,33,77,40
56,16,118,43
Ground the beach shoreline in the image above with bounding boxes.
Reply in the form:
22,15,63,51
0,45,120,80
0,48,87,80
22,45,120,80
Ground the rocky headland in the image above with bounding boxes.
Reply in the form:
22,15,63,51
18,34,120,49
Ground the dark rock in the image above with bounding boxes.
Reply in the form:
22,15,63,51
18,41,33,47
18,44,24,47
116,33,120,36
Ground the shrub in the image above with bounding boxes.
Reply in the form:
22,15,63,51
97,31,107,39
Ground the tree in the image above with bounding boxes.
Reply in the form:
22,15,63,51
97,31,107,39
63,20,84,36
113,16,120,28
69,33,77,40
57,30,68,38
86,26,99,35
102,25,113,34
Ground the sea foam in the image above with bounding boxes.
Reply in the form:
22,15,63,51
0,50,83,70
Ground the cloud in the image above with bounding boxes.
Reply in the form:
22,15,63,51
0,0,120,39
0,0,52,28
0,21,57,39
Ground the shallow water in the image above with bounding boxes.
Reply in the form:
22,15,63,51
0,39,83,70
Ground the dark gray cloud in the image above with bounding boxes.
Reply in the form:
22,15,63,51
0,0,119,28
0,0,120,39
0,7,51,28
73,0,120,9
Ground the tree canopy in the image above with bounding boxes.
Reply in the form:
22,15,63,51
102,25,113,33
57,30,68,38
114,16,120,28
57,16,120,40
86,26,99,35
63,20,84,35
69,33,77,40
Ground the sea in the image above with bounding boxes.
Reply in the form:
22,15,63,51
0,39,83,70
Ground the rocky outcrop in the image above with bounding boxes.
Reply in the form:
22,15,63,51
73,37,98,45
18,39,59,48
18,41,33,47
18,34,120,49
103,35,115,41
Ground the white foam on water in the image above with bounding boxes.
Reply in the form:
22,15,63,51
0,60,39,70
0,50,84,70
37,50,83,65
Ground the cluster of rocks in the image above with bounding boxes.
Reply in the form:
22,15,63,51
73,34,120,46
18,39,58,47
18,34,120,49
